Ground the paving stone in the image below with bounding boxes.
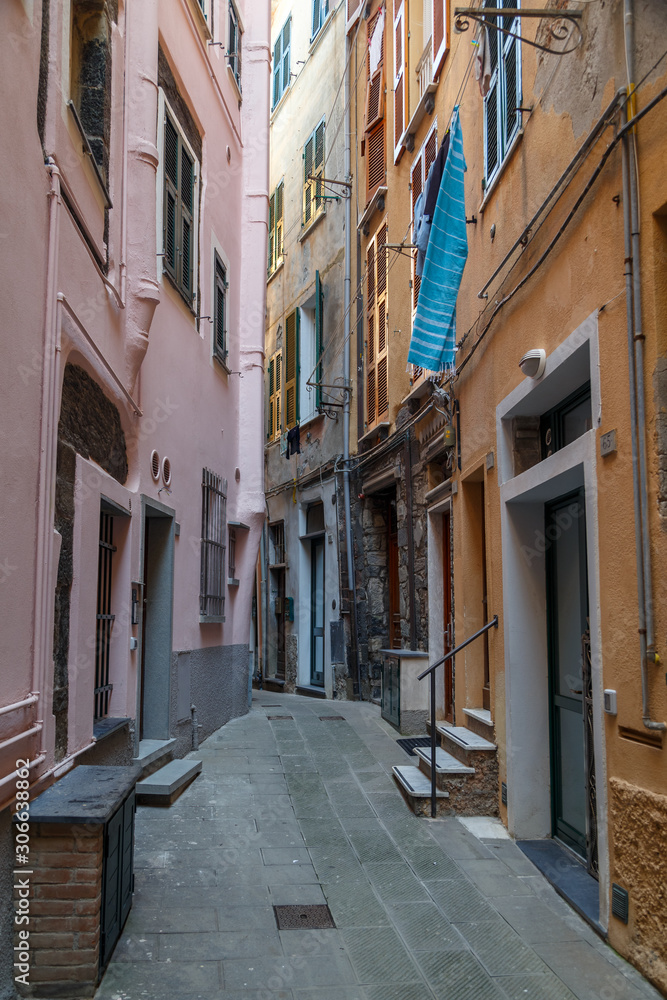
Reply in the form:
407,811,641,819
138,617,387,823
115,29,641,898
262,848,312,866
533,941,656,1000
425,877,500,923
490,895,582,943
349,831,404,864
122,906,218,934
109,932,158,961
268,883,327,906
95,961,222,997
321,880,390,927
222,953,358,990
403,845,461,881
278,928,347,954
386,901,466,952
341,926,422,984
418,949,507,1000
216,906,280,931
458,859,539,897
496,972,579,999
457,918,550,976
364,863,430,901
363,987,436,1000
158,930,283,961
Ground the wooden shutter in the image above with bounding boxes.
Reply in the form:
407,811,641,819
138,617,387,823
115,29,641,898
365,222,389,428
285,310,300,428
268,191,275,274
275,181,283,264
163,115,179,282
410,152,423,312
304,121,325,226
267,357,274,439
503,10,521,150
432,0,448,78
393,3,406,161
180,144,193,298
267,351,283,440
304,132,314,224
214,256,226,361
282,19,291,100
315,270,323,409
273,32,282,108
484,23,500,184
366,122,385,203
314,119,325,215
346,0,362,32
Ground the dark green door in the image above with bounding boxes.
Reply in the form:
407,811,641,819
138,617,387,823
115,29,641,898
546,491,589,856
310,537,325,687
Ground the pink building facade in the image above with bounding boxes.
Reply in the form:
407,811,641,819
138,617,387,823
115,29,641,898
0,0,269,989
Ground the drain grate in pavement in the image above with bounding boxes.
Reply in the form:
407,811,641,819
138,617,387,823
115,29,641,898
268,715,293,720
262,704,283,708
273,904,335,929
319,715,346,721
396,737,432,757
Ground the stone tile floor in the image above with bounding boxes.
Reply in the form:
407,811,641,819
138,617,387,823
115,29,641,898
95,693,663,1000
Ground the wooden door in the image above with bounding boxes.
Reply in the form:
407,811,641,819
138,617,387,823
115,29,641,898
443,510,454,722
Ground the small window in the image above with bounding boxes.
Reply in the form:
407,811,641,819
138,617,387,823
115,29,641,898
312,0,331,40
541,383,592,460
268,181,284,276
306,502,325,535
303,118,326,227
200,469,227,621
70,0,112,182
484,0,521,187
162,103,198,306
228,0,242,92
228,526,237,582
269,521,286,565
267,350,282,442
273,17,291,109
213,254,228,364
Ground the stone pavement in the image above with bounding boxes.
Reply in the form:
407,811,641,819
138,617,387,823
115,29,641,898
95,693,663,1000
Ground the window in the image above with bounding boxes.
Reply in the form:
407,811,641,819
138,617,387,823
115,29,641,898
70,0,112,183
410,123,438,319
268,181,284,276
484,0,521,187
346,0,363,31
213,254,227,364
228,0,242,92
541,383,592,461
267,350,282,442
303,119,325,227
312,0,331,40
285,309,300,429
393,2,406,161
365,9,386,205
365,221,389,429
200,469,227,621
94,508,115,720
228,526,237,583
300,271,324,422
273,17,291,109
432,0,448,78
162,103,198,306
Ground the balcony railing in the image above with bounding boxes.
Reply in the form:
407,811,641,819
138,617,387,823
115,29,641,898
416,42,433,99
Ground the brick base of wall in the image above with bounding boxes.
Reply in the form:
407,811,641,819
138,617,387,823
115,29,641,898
15,823,103,999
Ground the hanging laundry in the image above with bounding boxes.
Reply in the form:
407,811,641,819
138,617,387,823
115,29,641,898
475,26,492,98
369,6,385,76
407,106,468,374
287,425,301,456
415,131,450,277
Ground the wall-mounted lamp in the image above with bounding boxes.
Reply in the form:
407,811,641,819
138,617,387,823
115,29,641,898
519,348,546,380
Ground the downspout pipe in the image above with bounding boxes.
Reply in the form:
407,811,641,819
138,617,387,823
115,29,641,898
620,4,666,729
343,31,361,698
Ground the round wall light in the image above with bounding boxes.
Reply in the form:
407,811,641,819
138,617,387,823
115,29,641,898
519,348,546,380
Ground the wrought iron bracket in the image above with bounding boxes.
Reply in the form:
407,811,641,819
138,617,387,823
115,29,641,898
453,8,583,55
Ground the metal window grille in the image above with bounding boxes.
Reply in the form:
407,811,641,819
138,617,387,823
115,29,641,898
95,510,116,720
270,521,285,564
200,469,227,618
214,254,227,363
228,527,236,580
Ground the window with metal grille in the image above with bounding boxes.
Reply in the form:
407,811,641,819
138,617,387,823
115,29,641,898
213,254,227,364
273,17,291,109
484,0,521,188
95,510,116,720
365,220,389,429
162,104,197,306
200,469,227,621
312,0,331,40
267,349,282,441
269,521,286,565
303,118,326,228
268,180,284,276
228,0,242,92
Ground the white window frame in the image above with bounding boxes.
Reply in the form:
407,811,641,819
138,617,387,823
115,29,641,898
311,0,331,41
156,89,200,314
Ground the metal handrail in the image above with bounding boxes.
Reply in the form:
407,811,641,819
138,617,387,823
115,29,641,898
419,616,498,817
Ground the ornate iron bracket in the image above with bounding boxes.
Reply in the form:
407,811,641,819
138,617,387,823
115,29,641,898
453,7,583,55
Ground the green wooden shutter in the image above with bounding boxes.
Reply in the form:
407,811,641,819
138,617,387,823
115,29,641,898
314,119,325,213
275,181,283,263
268,191,275,274
214,256,226,360
315,270,323,409
304,132,314,224
285,310,300,428
273,33,282,108
163,115,179,281
282,19,291,97
180,145,194,298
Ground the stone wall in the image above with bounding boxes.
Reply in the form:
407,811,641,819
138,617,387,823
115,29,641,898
170,644,250,757
609,777,667,994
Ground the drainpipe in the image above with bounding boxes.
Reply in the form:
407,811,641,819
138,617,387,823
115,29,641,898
343,31,361,698
621,1,665,731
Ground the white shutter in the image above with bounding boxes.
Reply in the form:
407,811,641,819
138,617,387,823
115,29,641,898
393,3,406,161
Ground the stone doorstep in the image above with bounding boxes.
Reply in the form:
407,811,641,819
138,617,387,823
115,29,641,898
392,765,450,818
436,724,497,752
132,738,177,779
415,746,475,776
135,759,202,806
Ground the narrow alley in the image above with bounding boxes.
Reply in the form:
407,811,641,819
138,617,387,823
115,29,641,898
96,693,661,1000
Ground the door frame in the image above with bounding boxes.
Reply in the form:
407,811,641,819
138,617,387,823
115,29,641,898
310,535,325,687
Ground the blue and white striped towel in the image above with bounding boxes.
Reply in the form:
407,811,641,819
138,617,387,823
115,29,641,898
407,106,468,373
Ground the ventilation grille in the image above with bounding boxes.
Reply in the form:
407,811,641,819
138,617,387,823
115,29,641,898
501,781,507,806
150,450,160,481
162,456,171,486
611,883,629,924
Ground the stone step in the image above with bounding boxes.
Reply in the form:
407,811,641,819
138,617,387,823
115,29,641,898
437,724,497,752
415,746,475,775
132,738,177,779
136,759,202,806
392,765,450,817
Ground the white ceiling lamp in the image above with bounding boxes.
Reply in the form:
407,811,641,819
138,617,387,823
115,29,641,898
519,348,546,380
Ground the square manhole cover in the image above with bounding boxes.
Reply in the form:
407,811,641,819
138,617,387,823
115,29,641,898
267,715,293,720
273,904,335,930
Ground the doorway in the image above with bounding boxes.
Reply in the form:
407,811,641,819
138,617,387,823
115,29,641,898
310,537,325,687
546,490,589,859
388,498,400,649
139,502,174,741
442,510,454,722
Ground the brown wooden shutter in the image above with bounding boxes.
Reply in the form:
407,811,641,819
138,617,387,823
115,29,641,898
346,0,362,32
366,121,386,203
411,152,423,312
285,310,299,428
432,0,447,77
365,221,389,429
